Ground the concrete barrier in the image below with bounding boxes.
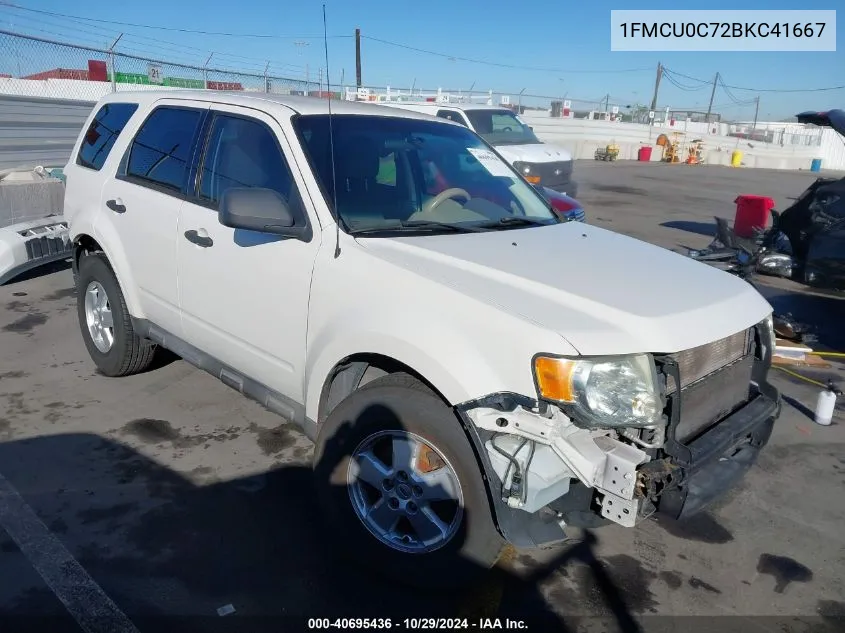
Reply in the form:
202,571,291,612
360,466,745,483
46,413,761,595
522,112,843,172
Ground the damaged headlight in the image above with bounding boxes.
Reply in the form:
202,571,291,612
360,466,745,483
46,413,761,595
533,354,663,428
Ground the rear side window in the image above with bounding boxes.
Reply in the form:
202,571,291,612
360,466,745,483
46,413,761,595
76,103,138,171
437,110,467,126
126,106,204,192
198,113,301,210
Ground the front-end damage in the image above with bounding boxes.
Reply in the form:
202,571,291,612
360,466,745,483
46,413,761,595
455,317,781,548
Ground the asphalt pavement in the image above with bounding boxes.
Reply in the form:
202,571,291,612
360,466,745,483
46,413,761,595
1,161,844,632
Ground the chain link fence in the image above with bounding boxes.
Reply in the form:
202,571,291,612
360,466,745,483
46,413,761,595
0,29,826,149
0,29,316,102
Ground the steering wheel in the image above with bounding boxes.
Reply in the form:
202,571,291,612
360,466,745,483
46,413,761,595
422,188,471,214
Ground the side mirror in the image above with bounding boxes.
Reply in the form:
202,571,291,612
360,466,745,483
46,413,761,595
218,187,310,240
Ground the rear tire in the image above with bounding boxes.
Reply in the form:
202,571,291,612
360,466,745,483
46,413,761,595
76,254,157,377
312,373,505,590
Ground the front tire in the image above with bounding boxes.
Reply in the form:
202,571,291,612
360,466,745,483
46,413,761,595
312,373,504,589
76,254,157,377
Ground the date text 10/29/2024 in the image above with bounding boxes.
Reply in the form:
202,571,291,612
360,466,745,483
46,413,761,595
308,618,528,630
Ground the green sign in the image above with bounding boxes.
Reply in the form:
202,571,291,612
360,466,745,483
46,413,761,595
109,72,205,89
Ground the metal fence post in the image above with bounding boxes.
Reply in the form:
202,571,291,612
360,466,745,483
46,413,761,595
108,33,122,93
203,52,214,89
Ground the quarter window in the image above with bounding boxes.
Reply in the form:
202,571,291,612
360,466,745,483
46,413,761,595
126,106,204,192
198,114,300,210
436,110,467,126
76,102,138,171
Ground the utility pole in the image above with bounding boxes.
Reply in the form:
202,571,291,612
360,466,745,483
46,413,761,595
604,94,610,113
752,96,760,133
705,72,719,124
355,28,362,88
649,61,662,115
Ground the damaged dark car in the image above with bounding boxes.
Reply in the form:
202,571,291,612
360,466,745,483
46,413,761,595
691,108,845,293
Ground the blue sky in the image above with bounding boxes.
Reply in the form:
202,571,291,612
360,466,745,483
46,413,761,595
1,0,842,120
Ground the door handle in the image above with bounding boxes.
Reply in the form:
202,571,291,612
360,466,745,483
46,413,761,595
184,229,214,248
106,199,126,214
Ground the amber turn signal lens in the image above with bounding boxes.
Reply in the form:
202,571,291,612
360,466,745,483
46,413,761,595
525,175,541,184
534,356,576,402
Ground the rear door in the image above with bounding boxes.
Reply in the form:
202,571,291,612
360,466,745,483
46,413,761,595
65,101,139,226
176,104,320,403
98,99,208,334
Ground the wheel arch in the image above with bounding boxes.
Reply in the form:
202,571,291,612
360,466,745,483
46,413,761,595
72,230,144,318
315,352,452,425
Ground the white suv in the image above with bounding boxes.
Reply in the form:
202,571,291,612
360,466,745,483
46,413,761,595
64,90,781,587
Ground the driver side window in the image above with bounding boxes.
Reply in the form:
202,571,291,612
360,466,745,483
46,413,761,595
198,113,302,213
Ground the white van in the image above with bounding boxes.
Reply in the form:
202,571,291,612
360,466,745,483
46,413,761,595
379,102,578,197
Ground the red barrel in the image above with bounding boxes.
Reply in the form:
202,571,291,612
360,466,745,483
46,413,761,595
734,194,775,238
638,146,653,162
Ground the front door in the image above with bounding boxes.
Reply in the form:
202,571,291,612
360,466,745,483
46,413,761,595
176,104,320,403
98,100,208,334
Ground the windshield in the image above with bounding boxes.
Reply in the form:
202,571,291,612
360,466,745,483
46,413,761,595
294,114,557,235
463,109,541,146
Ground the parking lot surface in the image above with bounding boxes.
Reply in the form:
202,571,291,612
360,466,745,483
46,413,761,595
1,161,844,632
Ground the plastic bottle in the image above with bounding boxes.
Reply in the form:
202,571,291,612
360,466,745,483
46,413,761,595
814,381,838,426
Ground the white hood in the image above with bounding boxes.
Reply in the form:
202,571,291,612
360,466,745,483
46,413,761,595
495,143,573,164
357,223,773,356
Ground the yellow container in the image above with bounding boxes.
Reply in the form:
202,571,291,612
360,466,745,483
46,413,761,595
731,150,743,167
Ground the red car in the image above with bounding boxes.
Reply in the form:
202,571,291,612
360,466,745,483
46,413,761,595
536,185,586,223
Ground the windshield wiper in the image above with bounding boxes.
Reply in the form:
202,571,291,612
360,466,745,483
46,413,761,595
476,216,553,229
348,220,489,236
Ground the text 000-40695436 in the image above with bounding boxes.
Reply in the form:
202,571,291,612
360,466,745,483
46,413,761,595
610,10,836,52
306,617,530,629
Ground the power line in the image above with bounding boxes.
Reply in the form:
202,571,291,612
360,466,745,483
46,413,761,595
362,35,653,74
662,71,709,92
665,66,845,93
0,2,352,40
0,8,310,77
662,68,709,91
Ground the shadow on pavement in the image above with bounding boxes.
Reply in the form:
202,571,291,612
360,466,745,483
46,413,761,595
0,400,645,632
755,282,845,353
0,259,72,287
660,220,716,237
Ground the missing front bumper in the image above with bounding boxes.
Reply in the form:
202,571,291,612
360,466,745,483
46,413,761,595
456,379,780,547
649,392,780,520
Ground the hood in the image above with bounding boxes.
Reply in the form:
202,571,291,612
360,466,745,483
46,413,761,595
356,223,773,356
495,143,573,164
796,109,845,137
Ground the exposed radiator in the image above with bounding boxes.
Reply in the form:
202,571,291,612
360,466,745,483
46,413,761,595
666,328,753,394
664,328,756,442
